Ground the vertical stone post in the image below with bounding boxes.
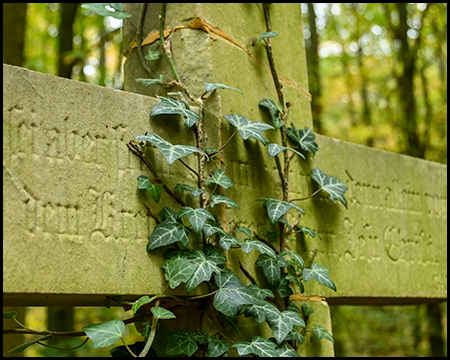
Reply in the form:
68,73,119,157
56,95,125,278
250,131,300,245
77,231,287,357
122,4,333,356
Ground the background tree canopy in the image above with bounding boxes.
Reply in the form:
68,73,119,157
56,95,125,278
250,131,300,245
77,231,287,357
3,3,447,357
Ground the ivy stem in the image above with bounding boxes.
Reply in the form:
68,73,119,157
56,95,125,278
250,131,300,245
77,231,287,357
179,158,200,179
139,299,160,357
137,3,154,77
217,128,238,152
305,249,318,269
185,289,219,301
122,336,137,357
159,3,180,83
127,141,187,206
289,188,321,202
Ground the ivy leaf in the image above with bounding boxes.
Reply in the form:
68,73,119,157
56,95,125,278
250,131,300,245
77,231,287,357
276,273,294,298
268,143,306,160
3,335,52,355
302,263,337,291
151,306,176,319
207,335,230,357
259,98,284,129
233,336,278,357
205,169,234,189
311,168,348,208
83,320,125,349
279,250,304,269
204,82,243,95
81,3,132,19
223,114,274,145
240,239,277,259
257,198,305,224
135,133,208,165
132,295,151,314
185,245,227,293
178,206,215,235
286,124,319,156
255,254,288,286
213,270,261,317
151,96,201,128
136,74,165,86
137,175,162,202
166,330,199,357
209,194,240,209
147,208,190,250
203,220,227,238
276,342,301,357
174,183,206,198
311,324,335,343
244,300,281,324
256,31,280,43
145,46,160,61
161,250,197,289
296,225,321,239
266,310,306,344
218,234,243,251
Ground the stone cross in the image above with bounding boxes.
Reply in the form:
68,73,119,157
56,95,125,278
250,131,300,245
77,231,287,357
3,4,446,357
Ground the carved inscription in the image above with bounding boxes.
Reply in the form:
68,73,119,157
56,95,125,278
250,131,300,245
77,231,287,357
4,104,152,242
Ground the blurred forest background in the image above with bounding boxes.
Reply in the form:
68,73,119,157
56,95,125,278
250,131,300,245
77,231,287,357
3,3,447,357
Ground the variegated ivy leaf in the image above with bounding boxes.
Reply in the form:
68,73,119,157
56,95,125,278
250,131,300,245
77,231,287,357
259,98,284,129
219,234,243,250
207,335,230,357
81,3,132,19
147,212,190,251
244,300,281,324
256,31,280,43
286,124,319,156
312,324,335,343
255,254,288,286
297,225,322,239
203,220,227,238
266,309,306,344
137,175,162,202
213,269,261,317
302,263,337,291
268,143,306,160
151,306,176,319
205,169,234,189
232,336,278,357
174,183,206,198
311,168,348,208
165,330,199,357
223,114,274,145
257,198,305,224
279,250,304,269
135,133,208,166
151,96,201,128
178,206,215,235
135,74,165,86
276,342,301,357
82,319,125,349
209,195,240,209
204,82,243,94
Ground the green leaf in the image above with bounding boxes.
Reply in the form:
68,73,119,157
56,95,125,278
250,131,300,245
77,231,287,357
209,194,240,209
83,320,125,349
174,183,206,198
233,336,278,357
185,245,226,293
145,46,160,61
207,335,230,357
244,300,280,324
204,82,243,94
266,310,306,344
259,98,284,129
279,250,304,269
296,225,322,239
178,206,215,235
268,143,306,159
3,311,17,319
137,175,162,202
311,324,335,343
311,168,348,208
255,254,287,286
191,331,208,344
166,330,199,357
147,209,190,250
205,169,234,189
276,342,301,357
240,239,277,259
301,303,314,317
223,114,274,145
203,220,227,238
81,3,132,19
136,74,165,86
302,263,337,291
257,198,305,224
151,96,201,127
213,270,261,317
151,306,176,319
218,234,242,250
286,124,319,155
132,295,151,314
135,133,208,165
256,31,280,43
161,249,197,289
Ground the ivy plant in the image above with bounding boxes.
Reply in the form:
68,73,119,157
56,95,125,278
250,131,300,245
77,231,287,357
3,3,348,357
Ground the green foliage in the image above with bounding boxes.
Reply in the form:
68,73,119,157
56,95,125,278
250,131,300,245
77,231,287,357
80,3,132,19
82,320,125,349
223,114,275,145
